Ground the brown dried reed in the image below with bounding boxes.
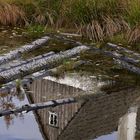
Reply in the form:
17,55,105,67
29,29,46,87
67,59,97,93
0,2,26,25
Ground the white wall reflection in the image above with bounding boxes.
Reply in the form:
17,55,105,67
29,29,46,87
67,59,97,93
118,106,138,140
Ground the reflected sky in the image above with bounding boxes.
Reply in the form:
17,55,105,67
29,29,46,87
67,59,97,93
0,112,43,140
94,132,117,140
0,88,44,140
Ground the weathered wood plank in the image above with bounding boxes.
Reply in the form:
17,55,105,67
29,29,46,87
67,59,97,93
0,36,50,64
0,60,87,93
101,50,140,65
60,33,82,37
90,49,140,75
114,59,140,75
0,51,55,73
0,45,89,84
107,43,140,59
48,34,82,46
0,98,76,117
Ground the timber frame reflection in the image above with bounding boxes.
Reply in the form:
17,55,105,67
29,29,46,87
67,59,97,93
30,79,140,140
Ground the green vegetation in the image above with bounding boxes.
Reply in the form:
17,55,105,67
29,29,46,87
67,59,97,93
15,79,22,93
1,0,140,45
26,24,45,38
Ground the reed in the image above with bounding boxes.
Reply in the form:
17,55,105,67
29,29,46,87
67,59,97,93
1,0,140,44
0,1,26,25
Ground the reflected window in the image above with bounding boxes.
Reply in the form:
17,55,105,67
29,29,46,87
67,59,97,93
49,112,58,127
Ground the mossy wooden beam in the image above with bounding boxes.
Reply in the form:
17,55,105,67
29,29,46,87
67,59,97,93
87,45,140,75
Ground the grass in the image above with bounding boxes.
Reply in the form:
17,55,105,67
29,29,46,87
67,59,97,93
0,1,26,25
1,0,140,45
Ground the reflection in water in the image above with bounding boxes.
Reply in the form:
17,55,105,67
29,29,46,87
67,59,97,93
0,87,44,140
94,132,117,140
29,75,140,140
44,72,114,93
0,87,25,128
118,106,138,140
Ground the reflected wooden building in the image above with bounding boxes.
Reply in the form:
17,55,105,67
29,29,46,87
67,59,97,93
30,79,83,140
29,79,140,140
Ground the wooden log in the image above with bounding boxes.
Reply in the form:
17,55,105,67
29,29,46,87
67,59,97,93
60,33,82,37
89,48,140,65
0,36,50,64
0,46,90,84
107,43,140,60
113,58,140,75
0,51,55,73
89,49,140,75
0,98,76,117
0,60,87,93
48,34,82,46
101,50,140,65
96,45,140,74
51,34,140,65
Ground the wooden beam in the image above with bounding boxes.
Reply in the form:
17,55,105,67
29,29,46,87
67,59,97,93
0,45,89,84
107,43,140,60
0,36,50,64
47,34,82,46
87,48,140,75
0,60,87,93
101,50,140,65
114,59,140,75
0,51,55,73
0,98,77,117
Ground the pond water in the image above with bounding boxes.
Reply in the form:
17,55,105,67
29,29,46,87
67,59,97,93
0,26,140,140
29,73,140,140
94,132,117,140
0,88,44,140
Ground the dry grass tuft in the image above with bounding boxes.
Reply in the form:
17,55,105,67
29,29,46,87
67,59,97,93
35,14,46,24
125,26,140,44
103,16,130,37
0,2,26,25
78,17,130,42
78,21,104,41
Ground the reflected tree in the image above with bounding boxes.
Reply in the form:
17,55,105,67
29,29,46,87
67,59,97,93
0,86,26,128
